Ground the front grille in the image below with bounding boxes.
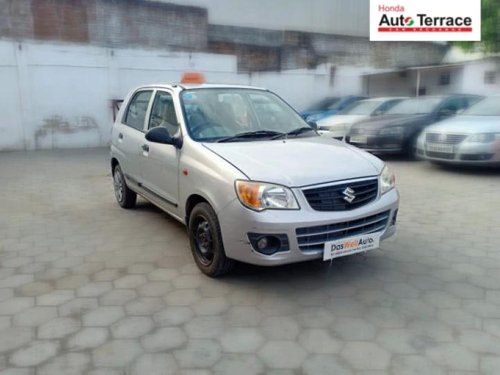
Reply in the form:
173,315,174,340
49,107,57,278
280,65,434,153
426,133,467,144
303,178,378,211
296,210,391,252
426,151,455,160
350,128,378,135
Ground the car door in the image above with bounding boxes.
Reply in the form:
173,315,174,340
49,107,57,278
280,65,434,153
140,89,180,211
116,89,153,186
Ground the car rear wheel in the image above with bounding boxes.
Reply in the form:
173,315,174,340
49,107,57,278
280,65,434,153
188,202,234,277
113,165,137,209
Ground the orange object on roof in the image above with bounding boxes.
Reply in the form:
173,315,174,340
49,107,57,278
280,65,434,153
180,71,205,84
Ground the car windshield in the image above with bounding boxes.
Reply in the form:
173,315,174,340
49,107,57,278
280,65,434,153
307,97,340,111
339,100,384,115
462,97,500,116
385,97,442,115
181,88,312,142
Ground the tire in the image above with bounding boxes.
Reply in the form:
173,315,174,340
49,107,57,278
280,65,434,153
113,164,137,209
188,202,234,277
406,135,419,160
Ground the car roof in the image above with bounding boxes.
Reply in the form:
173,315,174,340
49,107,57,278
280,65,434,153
358,97,408,102
410,94,480,99
137,83,268,92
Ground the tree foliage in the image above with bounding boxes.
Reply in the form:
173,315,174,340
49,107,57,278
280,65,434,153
453,0,499,52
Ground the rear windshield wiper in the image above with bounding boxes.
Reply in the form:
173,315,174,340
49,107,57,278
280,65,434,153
216,130,285,143
271,126,316,139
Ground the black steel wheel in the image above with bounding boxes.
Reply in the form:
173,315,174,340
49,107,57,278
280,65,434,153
188,202,234,277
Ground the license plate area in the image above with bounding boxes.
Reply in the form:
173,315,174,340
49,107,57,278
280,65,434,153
323,232,381,261
350,135,368,144
426,142,454,154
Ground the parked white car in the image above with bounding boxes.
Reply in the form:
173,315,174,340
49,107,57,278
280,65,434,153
317,97,405,140
417,96,500,166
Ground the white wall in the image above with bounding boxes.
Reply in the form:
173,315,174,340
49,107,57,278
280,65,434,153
0,43,25,150
461,60,500,96
0,40,370,150
251,65,371,108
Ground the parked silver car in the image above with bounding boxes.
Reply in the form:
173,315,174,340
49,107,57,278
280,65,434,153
110,82,399,276
417,96,500,166
317,97,405,140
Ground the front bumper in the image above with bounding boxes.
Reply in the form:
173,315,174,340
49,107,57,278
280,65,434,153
217,187,399,266
419,141,500,166
346,135,404,154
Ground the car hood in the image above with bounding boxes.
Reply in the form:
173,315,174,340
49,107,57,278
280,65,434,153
424,115,500,134
203,136,383,187
350,114,430,133
318,115,369,128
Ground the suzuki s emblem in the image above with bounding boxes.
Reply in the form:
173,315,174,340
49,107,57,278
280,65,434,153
343,187,356,203
438,133,447,142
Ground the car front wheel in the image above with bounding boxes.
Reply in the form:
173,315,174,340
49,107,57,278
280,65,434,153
188,202,234,277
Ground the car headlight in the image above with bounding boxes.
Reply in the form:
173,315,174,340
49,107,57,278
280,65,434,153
379,126,404,136
379,165,396,195
235,180,299,211
467,133,500,143
318,123,345,131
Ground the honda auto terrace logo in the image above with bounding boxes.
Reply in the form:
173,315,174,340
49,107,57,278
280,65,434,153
370,0,481,41
343,187,356,204
379,13,472,32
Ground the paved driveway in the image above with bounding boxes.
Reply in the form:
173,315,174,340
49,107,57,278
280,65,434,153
1,148,500,375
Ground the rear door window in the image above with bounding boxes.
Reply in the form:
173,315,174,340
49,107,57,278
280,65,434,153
123,90,153,131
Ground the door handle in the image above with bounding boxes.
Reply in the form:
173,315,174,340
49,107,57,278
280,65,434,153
118,133,123,140
141,144,149,152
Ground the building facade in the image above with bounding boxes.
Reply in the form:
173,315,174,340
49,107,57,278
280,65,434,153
364,58,500,97
0,0,449,150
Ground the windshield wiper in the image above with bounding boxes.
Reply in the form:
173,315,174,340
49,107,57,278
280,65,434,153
271,126,316,140
216,130,284,143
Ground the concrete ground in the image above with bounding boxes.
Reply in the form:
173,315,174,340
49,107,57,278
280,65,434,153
1,148,500,375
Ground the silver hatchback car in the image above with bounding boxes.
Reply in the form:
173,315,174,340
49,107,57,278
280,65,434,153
110,82,399,276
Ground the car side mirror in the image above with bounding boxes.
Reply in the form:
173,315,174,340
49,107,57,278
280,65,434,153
307,121,318,130
145,127,182,148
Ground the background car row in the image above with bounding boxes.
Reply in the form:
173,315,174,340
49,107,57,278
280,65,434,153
305,94,500,166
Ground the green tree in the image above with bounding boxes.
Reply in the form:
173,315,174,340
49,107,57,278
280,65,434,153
453,0,499,52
